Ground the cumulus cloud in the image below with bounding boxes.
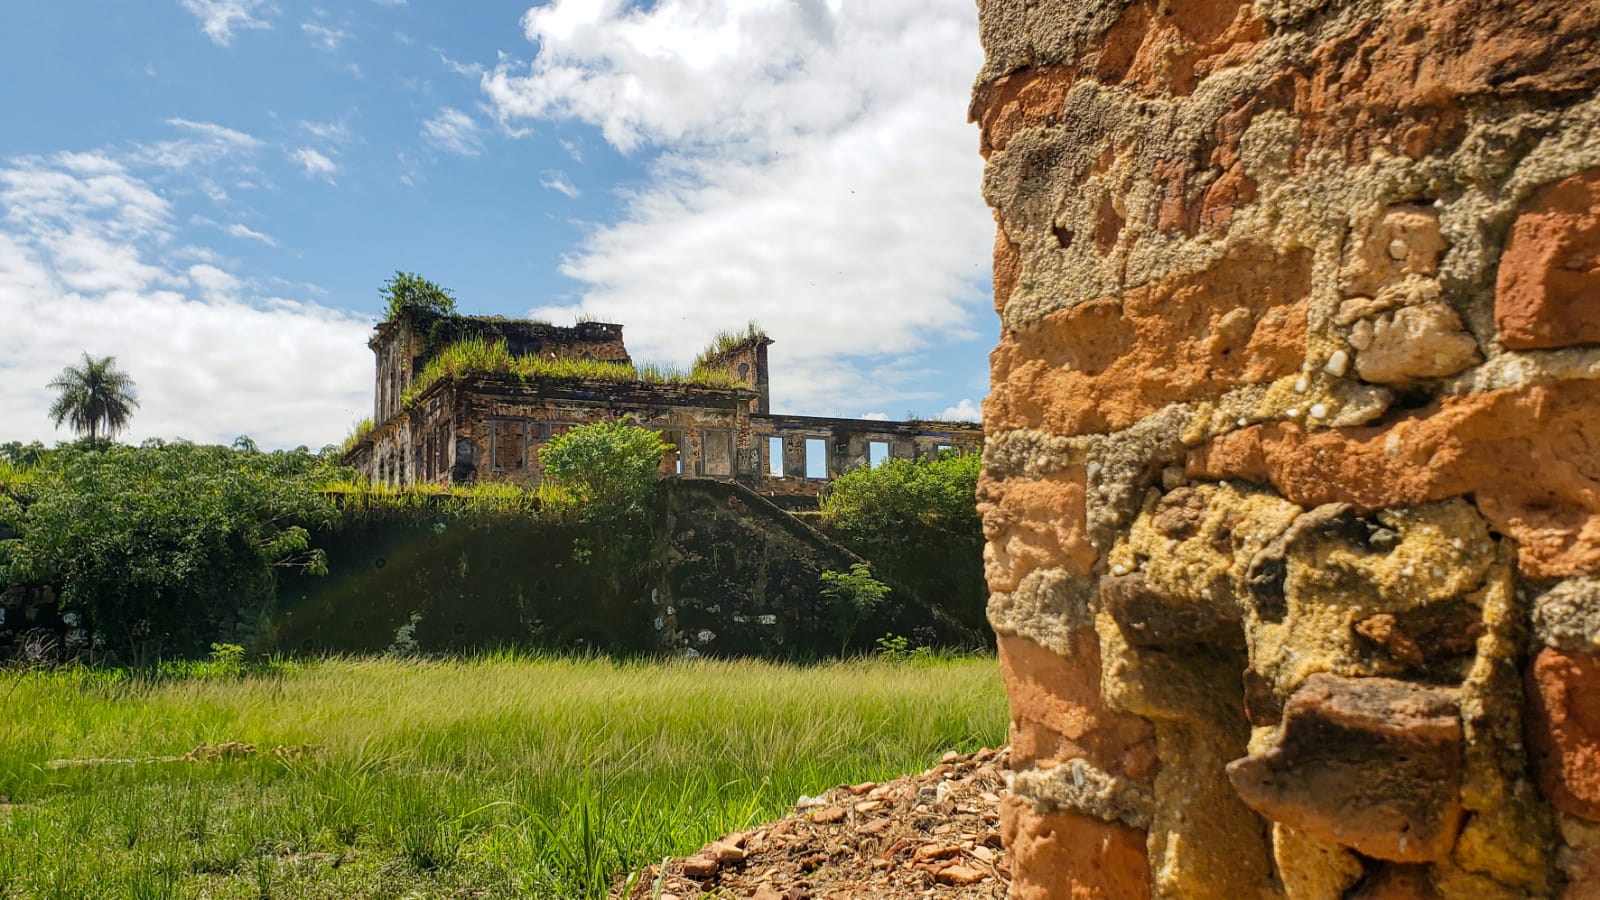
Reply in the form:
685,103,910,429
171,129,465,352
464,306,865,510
483,0,991,416
0,152,372,448
938,398,982,422
290,147,338,182
178,0,276,46
421,108,485,157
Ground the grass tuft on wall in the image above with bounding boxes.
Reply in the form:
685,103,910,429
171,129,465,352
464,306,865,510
402,337,744,408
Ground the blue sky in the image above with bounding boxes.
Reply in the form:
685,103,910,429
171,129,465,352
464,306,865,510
0,0,993,448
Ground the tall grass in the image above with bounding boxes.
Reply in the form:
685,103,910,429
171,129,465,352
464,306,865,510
692,321,768,370
0,653,1004,899
340,418,375,452
402,337,744,408
317,478,575,520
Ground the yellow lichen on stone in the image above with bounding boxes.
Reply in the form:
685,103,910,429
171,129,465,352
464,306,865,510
1441,549,1561,896
1272,823,1363,900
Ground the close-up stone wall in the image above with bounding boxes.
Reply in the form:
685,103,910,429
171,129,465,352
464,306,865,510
971,1,1600,896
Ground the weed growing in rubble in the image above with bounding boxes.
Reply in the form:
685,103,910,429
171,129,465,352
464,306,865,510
0,652,1004,899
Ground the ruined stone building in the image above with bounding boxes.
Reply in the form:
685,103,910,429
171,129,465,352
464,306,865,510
344,310,980,504
973,0,1600,897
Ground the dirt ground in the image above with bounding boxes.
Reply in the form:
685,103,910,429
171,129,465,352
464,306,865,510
613,747,1010,900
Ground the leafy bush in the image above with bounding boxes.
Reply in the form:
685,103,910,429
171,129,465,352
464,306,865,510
539,420,668,522
382,271,457,320
1,443,341,660
819,562,890,654
819,452,987,639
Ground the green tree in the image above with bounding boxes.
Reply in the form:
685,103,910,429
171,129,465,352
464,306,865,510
819,451,986,639
1,442,339,660
46,353,139,445
382,271,457,320
538,419,667,521
819,563,891,655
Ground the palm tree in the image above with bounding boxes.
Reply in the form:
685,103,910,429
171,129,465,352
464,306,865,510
47,353,140,445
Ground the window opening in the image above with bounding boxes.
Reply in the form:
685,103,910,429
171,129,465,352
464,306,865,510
768,437,784,476
805,438,828,479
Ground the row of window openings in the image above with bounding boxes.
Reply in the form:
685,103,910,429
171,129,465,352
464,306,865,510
764,438,952,479
482,424,954,479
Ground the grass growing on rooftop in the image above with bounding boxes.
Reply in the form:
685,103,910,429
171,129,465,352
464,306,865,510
0,653,1004,899
693,321,768,370
401,336,744,408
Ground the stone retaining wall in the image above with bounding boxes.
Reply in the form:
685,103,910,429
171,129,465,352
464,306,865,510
971,1,1600,896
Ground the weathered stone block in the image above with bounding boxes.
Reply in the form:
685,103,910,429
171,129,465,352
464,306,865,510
999,796,1150,900
1226,674,1464,862
1496,170,1600,351
1526,647,1600,822
1100,572,1234,648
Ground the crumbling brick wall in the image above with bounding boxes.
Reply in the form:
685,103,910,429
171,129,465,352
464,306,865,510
971,1,1600,896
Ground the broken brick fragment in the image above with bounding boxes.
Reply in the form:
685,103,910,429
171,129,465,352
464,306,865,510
1226,674,1463,862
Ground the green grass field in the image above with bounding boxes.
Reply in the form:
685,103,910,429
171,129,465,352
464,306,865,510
0,653,1005,899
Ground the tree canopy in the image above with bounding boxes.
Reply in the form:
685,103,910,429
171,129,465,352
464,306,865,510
1,442,339,660
46,353,139,445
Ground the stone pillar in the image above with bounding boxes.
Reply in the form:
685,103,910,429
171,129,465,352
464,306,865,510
972,1,1600,896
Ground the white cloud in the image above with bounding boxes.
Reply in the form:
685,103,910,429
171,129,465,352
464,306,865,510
225,222,276,245
299,119,355,145
421,108,485,157
290,147,338,182
485,0,991,417
437,51,485,78
178,0,276,46
0,152,372,448
539,170,580,198
301,20,351,52
858,411,889,421
937,398,982,422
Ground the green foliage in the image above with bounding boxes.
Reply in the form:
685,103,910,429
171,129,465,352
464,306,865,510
46,352,139,444
319,476,575,521
818,562,890,654
2,443,342,659
875,633,935,663
0,440,48,468
382,271,458,320
819,452,987,640
401,336,742,408
692,320,768,369
206,642,246,677
539,420,667,521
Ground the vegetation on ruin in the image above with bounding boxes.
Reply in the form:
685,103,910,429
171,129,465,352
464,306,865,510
539,419,668,520
401,335,744,408
692,320,769,369
318,477,573,520
0,652,1005,899
820,451,988,637
382,270,458,320
45,352,140,444
341,416,375,451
